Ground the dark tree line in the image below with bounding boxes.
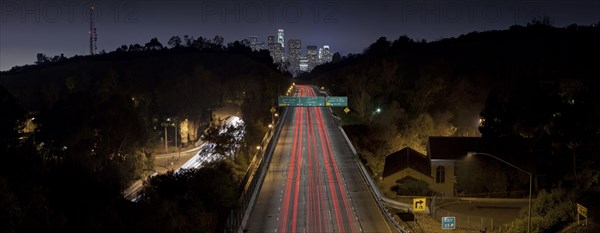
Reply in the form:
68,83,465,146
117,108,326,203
306,21,600,231
0,34,289,232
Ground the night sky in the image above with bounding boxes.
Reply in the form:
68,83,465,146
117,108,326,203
1,0,599,71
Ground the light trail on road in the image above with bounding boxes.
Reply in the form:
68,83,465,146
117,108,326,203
247,84,393,233
277,85,357,232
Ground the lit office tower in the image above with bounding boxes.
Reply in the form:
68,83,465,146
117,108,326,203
248,36,259,51
248,36,265,51
321,45,333,63
299,56,309,72
277,29,285,48
255,41,265,51
267,35,276,44
267,35,284,64
306,45,319,71
287,39,301,76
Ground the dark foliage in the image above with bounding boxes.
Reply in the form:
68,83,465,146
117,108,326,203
0,35,288,232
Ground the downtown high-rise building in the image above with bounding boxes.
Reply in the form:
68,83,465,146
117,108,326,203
299,56,309,72
247,36,265,51
277,29,285,48
287,39,301,76
267,35,284,64
321,45,332,63
267,35,276,44
306,45,319,71
261,29,334,71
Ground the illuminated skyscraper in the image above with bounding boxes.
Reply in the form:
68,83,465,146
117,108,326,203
277,29,285,48
321,45,332,63
299,56,309,72
267,34,284,64
306,45,319,71
288,39,301,76
267,35,276,44
248,36,263,51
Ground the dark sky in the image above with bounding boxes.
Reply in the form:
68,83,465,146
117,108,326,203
1,0,599,71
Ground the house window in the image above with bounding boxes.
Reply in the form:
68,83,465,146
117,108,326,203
436,166,445,183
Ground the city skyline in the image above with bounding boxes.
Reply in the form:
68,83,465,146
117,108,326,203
251,28,335,75
2,0,599,71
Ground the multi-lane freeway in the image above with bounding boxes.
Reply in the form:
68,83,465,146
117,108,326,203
246,85,393,233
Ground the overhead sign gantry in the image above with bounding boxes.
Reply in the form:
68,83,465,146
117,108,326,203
278,96,348,107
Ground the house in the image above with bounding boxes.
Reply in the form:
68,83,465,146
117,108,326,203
382,147,433,194
427,136,482,197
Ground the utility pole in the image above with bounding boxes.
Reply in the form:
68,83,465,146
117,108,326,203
164,125,168,152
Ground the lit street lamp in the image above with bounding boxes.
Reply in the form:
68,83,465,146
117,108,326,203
467,152,532,233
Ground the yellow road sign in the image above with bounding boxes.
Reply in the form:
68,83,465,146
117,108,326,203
270,107,276,113
577,203,588,226
343,107,350,114
413,197,427,212
577,203,587,217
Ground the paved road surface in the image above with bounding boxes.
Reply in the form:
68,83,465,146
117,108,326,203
246,85,392,233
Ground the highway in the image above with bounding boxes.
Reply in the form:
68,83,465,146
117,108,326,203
246,85,393,233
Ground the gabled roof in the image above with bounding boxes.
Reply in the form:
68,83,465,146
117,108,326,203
427,136,481,160
383,147,431,178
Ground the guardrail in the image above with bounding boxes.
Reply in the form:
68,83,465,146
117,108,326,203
338,126,410,233
223,107,288,233
318,85,409,233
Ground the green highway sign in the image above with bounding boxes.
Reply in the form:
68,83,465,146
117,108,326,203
278,96,299,106
326,96,348,107
278,96,347,107
301,97,325,106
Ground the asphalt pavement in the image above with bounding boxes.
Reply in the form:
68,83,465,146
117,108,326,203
246,85,392,233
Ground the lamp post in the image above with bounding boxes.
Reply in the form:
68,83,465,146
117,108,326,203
467,152,532,233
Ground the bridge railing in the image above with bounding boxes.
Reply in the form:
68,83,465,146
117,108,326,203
224,107,288,233
338,125,410,233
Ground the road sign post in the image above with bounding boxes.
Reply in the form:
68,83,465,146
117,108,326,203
577,203,588,226
413,197,427,212
442,217,456,229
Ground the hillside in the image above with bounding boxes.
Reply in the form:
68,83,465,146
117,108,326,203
0,43,290,232
303,23,600,232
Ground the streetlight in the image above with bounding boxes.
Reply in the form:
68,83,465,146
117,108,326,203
467,152,532,233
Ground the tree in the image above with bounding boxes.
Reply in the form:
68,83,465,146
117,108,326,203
183,35,193,47
167,36,182,48
37,92,152,188
35,53,48,65
128,43,143,52
365,37,391,55
0,86,23,149
116,45,128,52
331,52,341,62
145,37,164,51
211,35,224,50
192,36,208,49
138,160,239,233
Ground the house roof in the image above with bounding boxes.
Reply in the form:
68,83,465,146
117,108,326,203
383,147,431,178
427,136,481,160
